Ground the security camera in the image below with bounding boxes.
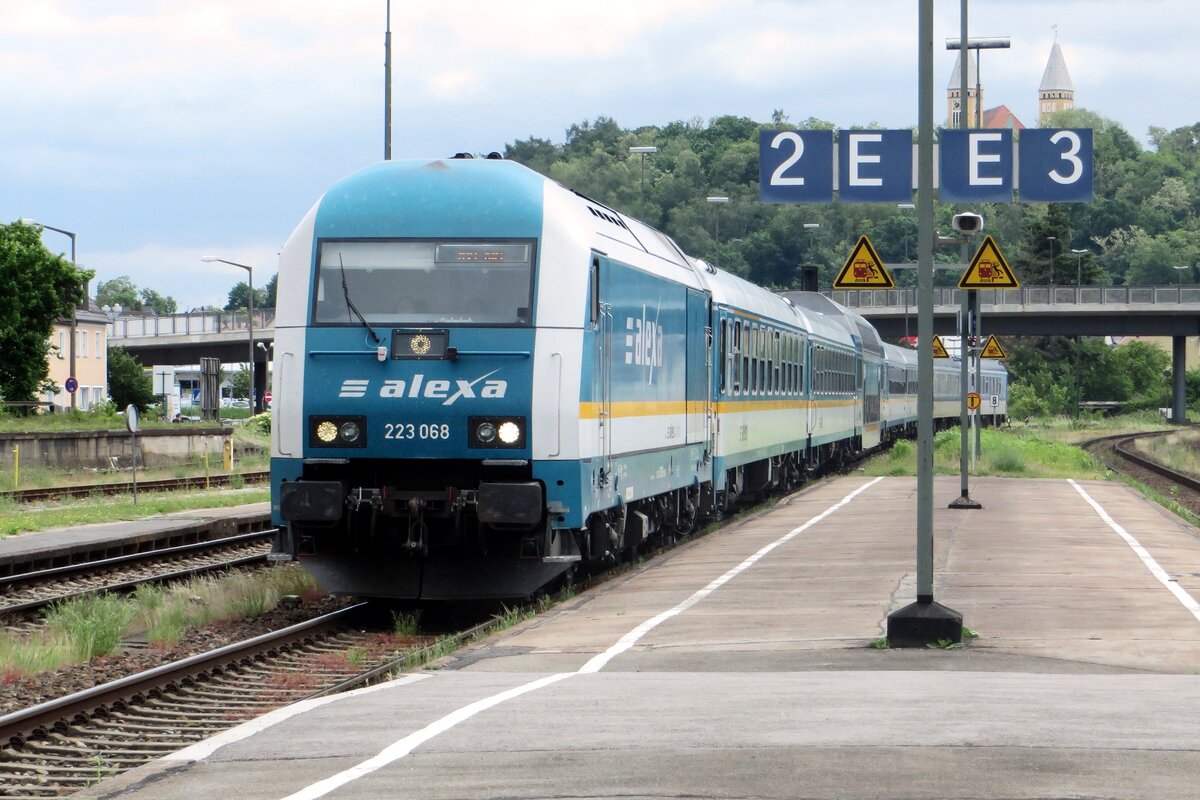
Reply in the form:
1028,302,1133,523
952,213,984,235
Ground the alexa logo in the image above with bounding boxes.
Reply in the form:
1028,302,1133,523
338,370,508,406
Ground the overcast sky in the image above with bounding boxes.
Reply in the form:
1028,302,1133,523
3,1,1195,310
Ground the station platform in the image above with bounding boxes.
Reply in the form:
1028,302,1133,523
0,500,271,574
80,476,1200,799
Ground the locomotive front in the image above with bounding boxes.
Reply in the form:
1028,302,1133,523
270,159,576,600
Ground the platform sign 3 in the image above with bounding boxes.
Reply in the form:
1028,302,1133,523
833,236,894,289
1018,129,1094,202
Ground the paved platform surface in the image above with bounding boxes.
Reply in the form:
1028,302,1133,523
0,500,270,569
80,476,1200,799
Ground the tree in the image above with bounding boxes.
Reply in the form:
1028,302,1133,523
96,276,141,310
262,273,278,308
139,288,177,315
225,282,268,312
106,346,156,411
230,365,251,400
0,221,92,407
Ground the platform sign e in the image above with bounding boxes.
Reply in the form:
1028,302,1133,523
837,130,913,203
758,130,834,204
939,129,1013,203
833,236,894,289
1019,129,1094,202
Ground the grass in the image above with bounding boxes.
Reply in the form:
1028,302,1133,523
1137,429,1200,478
0,564,327,681
863,424,1108,480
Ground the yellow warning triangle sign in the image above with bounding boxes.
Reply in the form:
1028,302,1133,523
979,334,1007,359
959,235,1020,289
833,235,894,289
932,335,950,358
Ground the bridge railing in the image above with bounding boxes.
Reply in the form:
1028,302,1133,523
831,284,1200,311
109,309,276,339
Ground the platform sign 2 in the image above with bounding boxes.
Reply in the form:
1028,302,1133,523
1018,129,1094,202
759,130,834,203
939,130,1013,203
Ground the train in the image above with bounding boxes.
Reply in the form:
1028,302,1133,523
268,156,1007,601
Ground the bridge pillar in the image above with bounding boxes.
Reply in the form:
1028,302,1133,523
1172,336,1188,423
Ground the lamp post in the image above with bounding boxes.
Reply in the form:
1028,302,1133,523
630,146,657,196
1070,248,1090,286
201,256,256,413
101,304,122,409
1173,265,1191,296
706,196,729,262
946,36,1011,128
23,219,80,410
1045,236,1057,286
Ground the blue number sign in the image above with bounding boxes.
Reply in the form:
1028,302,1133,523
758,130,833,204
1019,129,1093,202
939,129,1013,203
838,130,913,203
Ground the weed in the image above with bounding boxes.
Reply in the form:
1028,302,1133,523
391,611,419,637
346,645,367,667
868,637,889,649
927,639,965,650
44,594,137,660
962,627,980,639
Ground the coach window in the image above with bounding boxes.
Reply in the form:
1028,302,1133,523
719,319,727,394
729,319,739,393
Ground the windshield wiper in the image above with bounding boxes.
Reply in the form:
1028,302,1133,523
339,253,382,345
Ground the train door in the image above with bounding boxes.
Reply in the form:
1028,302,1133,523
686,289,712,453
590,255,613,485
862,359,881,449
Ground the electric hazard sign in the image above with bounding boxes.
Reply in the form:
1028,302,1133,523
959,235,1019,289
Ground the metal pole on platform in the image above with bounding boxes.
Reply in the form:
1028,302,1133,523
887,0,965,647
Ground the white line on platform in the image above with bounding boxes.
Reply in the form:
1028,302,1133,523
165,673,431,762
278,477,885,800
1068,479,1200,623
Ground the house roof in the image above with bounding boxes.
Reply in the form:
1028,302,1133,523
982,105,1025,130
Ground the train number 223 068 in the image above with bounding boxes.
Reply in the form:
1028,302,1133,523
384,423,451,440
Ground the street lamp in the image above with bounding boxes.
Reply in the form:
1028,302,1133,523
630,146,657,196
1172,265,1191,289
946,37,1011,128
23,219,80,410
1045,236,1057,286
1070,248,1090,286
201,256,256,413
706,196,729,261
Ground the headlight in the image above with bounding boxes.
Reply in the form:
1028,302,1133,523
498,421,521,444
469,416,526,449
309,416,368,448
316,421,338,443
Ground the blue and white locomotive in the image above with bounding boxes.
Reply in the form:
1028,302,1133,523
269,156,1006,601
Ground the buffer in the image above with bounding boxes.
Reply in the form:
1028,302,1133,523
834,236,894,289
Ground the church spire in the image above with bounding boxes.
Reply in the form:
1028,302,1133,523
1038,31,1075,125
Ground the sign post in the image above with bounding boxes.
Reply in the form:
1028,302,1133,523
125,405,139,505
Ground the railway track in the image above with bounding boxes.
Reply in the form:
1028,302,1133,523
0,531,273,628
0,605,495,798
1083,428,1200,514
0,470,270,504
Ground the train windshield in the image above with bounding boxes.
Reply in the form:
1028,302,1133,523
313,240,535,326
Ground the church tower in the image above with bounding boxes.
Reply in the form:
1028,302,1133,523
1038,34,1075,125
946,51,980,128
